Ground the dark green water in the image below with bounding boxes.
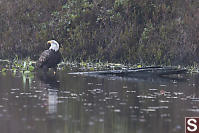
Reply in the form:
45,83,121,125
0,70,199,133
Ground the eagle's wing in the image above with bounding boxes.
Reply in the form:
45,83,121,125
56,51,63,64
36,50,52,68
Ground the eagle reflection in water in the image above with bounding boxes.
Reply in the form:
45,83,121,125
36,71,60,115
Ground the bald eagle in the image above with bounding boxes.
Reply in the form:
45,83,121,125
37,40,62,73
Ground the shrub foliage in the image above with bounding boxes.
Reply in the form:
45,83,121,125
0,0,198,65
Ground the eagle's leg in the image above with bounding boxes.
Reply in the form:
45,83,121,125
53,67,57,75
42,65,48,73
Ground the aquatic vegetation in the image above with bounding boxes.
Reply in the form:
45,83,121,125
0,58,147,74
1,68,6,72
11,56,35,73
0,56,198,75
0,56,35,77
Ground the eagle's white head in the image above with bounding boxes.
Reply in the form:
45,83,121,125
48,40,59,52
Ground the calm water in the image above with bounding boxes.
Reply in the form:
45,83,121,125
0,70,199,133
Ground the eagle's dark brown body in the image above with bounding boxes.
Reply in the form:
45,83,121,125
37,49,62,71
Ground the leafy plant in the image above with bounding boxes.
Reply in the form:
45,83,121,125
11,56,35,73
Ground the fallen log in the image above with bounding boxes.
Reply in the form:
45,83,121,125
69,66,187,77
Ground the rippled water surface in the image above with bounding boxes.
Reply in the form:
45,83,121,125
0,70,199,133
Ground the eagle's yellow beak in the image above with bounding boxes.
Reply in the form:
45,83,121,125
47,41,52,44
